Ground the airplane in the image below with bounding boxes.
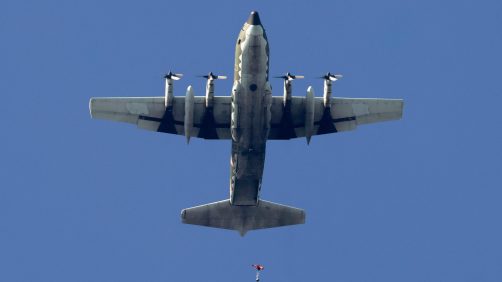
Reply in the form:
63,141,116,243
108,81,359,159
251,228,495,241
89,11,403,236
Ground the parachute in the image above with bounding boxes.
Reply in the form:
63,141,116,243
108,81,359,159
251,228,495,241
251,264,264,281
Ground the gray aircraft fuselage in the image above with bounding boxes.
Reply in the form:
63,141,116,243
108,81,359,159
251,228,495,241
229,12,271,206
89,10,403,233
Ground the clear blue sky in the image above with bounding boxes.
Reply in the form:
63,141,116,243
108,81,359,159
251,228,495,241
1,0,502,281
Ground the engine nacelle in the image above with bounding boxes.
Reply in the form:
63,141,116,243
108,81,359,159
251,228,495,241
321,73,341,108
283,80,292,107
205,80,214,108
164,72,183,108
279,73,303,107
305,86,315,144
184,86,194,143
165,78,174,108
323,79,332,108
203,72,226,108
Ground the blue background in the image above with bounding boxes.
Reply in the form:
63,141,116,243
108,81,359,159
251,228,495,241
2,0,502,281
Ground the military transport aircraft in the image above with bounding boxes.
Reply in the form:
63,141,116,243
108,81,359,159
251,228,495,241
89,11,403,235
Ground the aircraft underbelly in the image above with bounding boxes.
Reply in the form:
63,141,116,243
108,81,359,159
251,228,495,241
230,85,267,205
230,26,269,206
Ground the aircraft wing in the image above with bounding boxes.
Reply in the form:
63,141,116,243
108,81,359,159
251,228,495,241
268,97,404,140
89,96,232,139
90,95,402,140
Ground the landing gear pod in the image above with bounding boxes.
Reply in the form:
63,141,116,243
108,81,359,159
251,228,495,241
184,86,194,143
263,82,273,140
305,86,315,144
231,82,242,142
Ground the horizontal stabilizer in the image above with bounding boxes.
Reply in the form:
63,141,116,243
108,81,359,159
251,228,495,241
181,199,305,235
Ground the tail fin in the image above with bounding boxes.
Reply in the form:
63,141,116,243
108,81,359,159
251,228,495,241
181,199,305,236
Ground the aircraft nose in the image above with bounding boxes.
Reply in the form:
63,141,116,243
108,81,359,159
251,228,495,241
247,11,261,25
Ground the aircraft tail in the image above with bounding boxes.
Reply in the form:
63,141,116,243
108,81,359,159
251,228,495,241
181,199,305,236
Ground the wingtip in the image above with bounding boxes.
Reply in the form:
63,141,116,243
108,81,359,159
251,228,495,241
88,98,95,118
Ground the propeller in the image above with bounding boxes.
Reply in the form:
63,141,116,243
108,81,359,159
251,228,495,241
274,72,304,81
164,71,183,80
319,72,343,81
199,72,227,80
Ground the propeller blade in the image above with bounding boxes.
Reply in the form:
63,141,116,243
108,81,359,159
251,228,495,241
164,71,183,80
199,72,227,80
274,73,304,80
329,74,343,81
319,73,343,81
